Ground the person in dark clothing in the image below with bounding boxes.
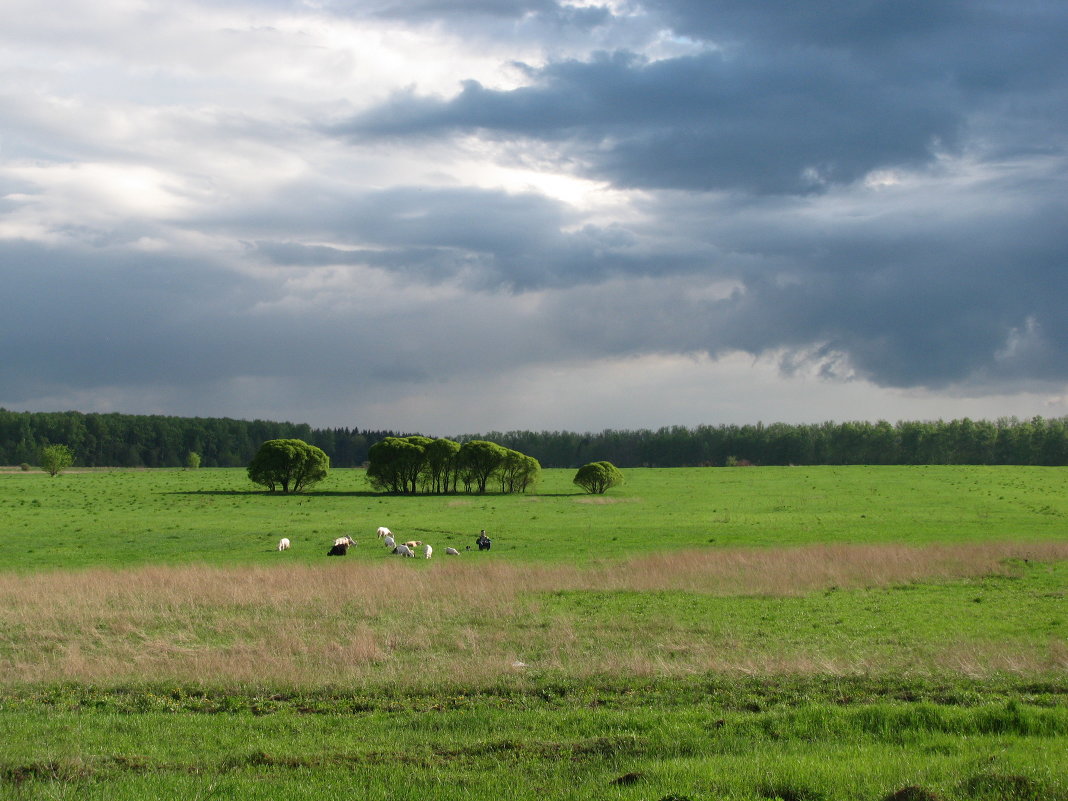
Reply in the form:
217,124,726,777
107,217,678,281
476,530,491,551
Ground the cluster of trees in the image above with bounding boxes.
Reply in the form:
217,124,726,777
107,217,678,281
4,409,1068,470
467,417,1068,468
367,437,540,494
0,409,396,468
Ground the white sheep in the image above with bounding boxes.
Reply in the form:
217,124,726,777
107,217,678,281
445,547,459,555
383,535,396,549
393,544,414,557
334,536,356,547
376,527,393,538
277,538,291,551
423,544,433,559
403,540,422,549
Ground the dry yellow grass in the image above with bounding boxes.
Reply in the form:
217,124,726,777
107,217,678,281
1,542,1064,686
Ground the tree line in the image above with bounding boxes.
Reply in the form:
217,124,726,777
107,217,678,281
0,409,397,468
461,417,1068,468
2,408,1067,469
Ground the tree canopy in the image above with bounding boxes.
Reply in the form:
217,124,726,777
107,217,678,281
365,436,538,494
39,444,74,477
573,461,624,494
247,439,329,493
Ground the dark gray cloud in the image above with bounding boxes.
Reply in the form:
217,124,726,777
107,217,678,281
338,48,963,193
339,1,1068,193
225,184,693,289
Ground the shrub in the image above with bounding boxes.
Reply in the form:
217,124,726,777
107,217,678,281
39,444,74,477
573,461,624,494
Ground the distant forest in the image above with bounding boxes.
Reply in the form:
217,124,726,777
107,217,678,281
2,409,1067,469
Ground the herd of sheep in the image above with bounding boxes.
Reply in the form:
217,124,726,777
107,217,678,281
276,526,478,559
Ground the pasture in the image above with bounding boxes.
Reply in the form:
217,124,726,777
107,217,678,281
0,466,1065,800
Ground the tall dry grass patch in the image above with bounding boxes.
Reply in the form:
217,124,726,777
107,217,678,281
0,542,1063,686
584,541,1068,595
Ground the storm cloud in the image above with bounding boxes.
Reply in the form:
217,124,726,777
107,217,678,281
1,0,1065,432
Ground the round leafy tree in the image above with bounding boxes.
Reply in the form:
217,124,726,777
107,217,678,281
40,444,75,477
573,461,624,494
247,439,329,493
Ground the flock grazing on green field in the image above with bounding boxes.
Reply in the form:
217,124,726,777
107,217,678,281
274,524,487,558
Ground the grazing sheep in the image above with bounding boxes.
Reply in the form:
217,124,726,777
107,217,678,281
334,536,356,547
445,547,459,555
328,543,349,556
376,527,392,538
392,544,414,557
403,540,422,549
383,535,396,549
277,538,291,551
423,544,433,559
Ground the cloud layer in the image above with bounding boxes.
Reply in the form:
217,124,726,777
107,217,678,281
2,0,1066,432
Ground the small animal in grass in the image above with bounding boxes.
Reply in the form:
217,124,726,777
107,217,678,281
277,537,291,551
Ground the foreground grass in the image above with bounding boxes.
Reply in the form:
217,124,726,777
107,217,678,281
1,677,1065,800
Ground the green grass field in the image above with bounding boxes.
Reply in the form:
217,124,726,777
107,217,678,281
0,466,1065,799
1,465,1066,569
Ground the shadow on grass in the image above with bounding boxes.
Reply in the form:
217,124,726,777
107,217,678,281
169,490,587,498
167,490,381,497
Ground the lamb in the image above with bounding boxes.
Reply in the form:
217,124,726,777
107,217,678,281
376,527,393,538
334,536,356,547
383,535,396,549
423,544,433,559
277,537,291,551
392,544,414,557
445,547,459,556
327,543,349,556
403,540,422,549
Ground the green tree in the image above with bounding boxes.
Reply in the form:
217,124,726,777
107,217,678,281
457,440,507,494
423,437,461,493
573,461,624,494
367,437,427,493
496,449,541,493
40,444,75,477
247,439,329,493
186,451,201,469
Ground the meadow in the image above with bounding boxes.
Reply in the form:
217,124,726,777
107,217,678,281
0,466,1065,800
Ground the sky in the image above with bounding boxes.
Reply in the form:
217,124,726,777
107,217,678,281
2,0,1066,436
